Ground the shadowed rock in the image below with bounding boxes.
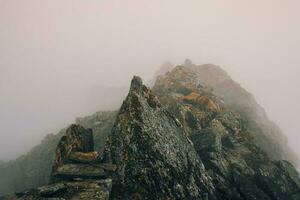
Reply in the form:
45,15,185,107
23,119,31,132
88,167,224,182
15,179,112,200
13,123,114,200
36,183,67,197
105,76,215,200
52,124,94,174
6,66,300,200
152,65,300,199
52,164,106,179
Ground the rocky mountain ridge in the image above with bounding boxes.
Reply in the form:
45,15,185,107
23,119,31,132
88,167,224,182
1,61,300,199
152,64,300,199
184,60,298,165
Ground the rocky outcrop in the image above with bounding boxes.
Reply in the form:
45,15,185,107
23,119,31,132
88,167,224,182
14,124,116,200
105,76,215,200
52,124,94,174
153,60,299,167
189,63,299,166
0,111,116,196
2,62,300,200
153,65,300,199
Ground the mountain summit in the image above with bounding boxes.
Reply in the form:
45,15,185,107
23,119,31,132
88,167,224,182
1,62,300,199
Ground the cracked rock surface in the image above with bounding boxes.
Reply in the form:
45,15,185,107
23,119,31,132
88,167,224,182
6,64,300,200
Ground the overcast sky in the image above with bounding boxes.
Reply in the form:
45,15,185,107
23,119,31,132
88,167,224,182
0,0,300,161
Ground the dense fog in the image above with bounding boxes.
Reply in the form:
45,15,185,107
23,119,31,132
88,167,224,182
0,0,300,162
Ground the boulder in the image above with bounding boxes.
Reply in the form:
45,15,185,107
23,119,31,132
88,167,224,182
52,124,94,173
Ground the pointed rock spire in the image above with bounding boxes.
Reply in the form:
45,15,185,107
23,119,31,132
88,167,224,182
105,76,215,200
129,75,143,91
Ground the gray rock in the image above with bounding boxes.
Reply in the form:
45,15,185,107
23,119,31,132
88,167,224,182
37,183,66,197
52,164,107,179
6,66,300,200
105,76,215,200
152,66,300,199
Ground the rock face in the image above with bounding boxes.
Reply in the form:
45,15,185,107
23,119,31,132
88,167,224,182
52,124,94,174
153,61,299,167
105,76,215,200
189,63,299,166
15,124,116,200
3,62,300,200
0,111,116,196
153,65,300,199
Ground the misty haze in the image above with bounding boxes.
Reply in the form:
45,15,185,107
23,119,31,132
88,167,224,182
1,0,300,199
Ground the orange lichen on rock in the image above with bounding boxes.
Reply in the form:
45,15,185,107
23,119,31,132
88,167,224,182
185,105,206,120
183,92,219,112
69,151,100,163
153,66,198,94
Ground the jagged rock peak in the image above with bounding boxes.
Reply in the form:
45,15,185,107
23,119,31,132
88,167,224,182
127,75,161,110
106,76,215,200
129,75,143,91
